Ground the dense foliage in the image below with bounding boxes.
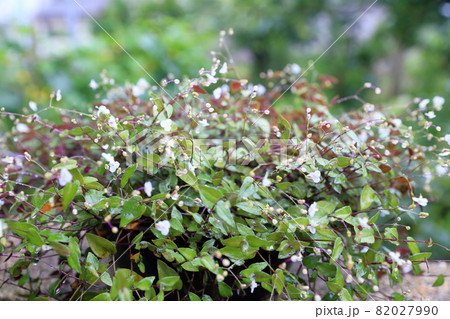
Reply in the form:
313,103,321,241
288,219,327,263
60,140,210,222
0,51,448,300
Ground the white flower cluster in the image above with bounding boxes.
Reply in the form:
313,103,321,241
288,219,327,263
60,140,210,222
102,153,120,173
96,105,118,130
132,78,150,97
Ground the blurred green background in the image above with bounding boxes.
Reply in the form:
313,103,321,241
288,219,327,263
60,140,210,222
0,0,449,258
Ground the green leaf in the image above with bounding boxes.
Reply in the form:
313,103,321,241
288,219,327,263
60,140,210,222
272,269,285,295
303,255,321,268
406,236,420,255
188,292,201,301
246,235,271,248
336,157,352,167
238,177,255,199
120,199,146,227
330,237,344,264
157,260,182,291
62,181,79,211
432,274,444,287
135,276,156,290
178,248,197,260
119,130,129,140
101,272,113,286
409,252,432,262
67,126,95,136
90,293,112,301
340,288,353,301
8,222,44,246
215,200,235,227
198,184,222,208
121,164,137,188
86,233,117,259
235,202,261,216
200,255,217,273
385,227,398,241
333,206,352,219
317,201,337,216
179,170,198,187
369,211,380,224
279,114,291,139
165,104,173,118
212,171,224,187
218,281,233,297
356,227,375,244
68,237,81,273
154,98,164,112
326,267,344,293
360,185,378,210
49,242,70,257
181,262,199,272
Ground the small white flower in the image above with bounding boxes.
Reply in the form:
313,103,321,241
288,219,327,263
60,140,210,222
89,79,99,90
137,78,149,89
306,170,321,183
250,279,258,293
291,63,301,74
16,123,30,133
155,220,171,236
0,200,4,207
59,167,73,186
358,217,370,228
435,164,448,176
132,78,150,96
56,89,62,102
102,153,120,173
425,111,436,119
199,119,209,127
29,101,38,112
160,119,173,132
107,116,118,129
392,118,402,127
401,260,413,273
440,149,450,157
255,84,266,95
363,103,375,112
101,153,115,163
360,246,370,253
262,170,272,187
308,202,318,218
219,62,228,74
433,96,445,107
418,98,429,110
205,73,218,85
213,87,222,99
188,162,197,172
132,86,142,97
97,105,110,117
144,181,153,197
108,161,120,173
389,251,404,266
412,196,428,206
308,219,318,234
314,294,321,301
444,134,450,145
